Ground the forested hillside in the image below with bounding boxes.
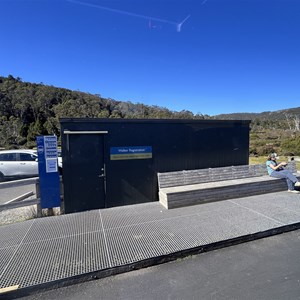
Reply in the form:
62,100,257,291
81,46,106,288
0,75,206,148
214,106,300,156
1,75,299,156
214,108,300,122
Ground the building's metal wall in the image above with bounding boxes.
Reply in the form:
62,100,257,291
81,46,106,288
60,119,250,212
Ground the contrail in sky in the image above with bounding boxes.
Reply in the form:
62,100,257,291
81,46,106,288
176,15,190,33
66,0,190,32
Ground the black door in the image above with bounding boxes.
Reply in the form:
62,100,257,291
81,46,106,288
64,133,106,213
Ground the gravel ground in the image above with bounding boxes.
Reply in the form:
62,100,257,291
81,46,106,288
0,205,37,226
0,205,62,226
0,179,62,226
0,180,38,226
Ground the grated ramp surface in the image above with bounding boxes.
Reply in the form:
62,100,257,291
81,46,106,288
1,191,300,291
0,232,110,289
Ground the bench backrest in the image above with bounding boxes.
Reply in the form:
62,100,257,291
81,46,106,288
158,161,297,189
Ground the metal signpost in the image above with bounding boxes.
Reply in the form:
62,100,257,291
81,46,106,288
36,135,60,209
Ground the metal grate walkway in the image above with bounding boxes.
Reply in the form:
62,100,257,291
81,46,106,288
1,191,300,296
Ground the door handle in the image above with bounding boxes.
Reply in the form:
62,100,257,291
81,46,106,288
98,165,106,178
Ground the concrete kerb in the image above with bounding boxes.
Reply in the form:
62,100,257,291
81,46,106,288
2,221,300,300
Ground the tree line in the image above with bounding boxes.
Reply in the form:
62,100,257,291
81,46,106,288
1,75,299,155
0,75,207,148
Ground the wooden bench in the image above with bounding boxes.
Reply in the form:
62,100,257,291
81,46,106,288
158,161,300,209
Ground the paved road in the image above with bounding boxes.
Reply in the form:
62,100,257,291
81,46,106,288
0,182,36,205
19,230,300,300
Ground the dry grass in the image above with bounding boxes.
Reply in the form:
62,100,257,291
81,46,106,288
249,156,268,165
249,156,300,170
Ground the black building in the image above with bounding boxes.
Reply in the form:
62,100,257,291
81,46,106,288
60,118,250,213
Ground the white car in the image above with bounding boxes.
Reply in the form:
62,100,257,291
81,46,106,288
57,149,63,175
0,149,39,181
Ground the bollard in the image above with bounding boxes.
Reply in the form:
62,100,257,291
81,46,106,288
35,179,42,218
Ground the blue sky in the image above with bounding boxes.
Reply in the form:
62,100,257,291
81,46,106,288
1,0,300,116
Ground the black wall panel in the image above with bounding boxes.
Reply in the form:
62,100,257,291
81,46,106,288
60,119,250,213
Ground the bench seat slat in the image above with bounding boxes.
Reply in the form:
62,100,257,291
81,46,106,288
158,161,299,209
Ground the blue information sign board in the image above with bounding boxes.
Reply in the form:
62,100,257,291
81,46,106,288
36,135,61,209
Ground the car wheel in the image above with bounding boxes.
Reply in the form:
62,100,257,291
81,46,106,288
0,172,5,182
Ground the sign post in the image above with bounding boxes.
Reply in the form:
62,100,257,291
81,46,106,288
36,135,61,209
